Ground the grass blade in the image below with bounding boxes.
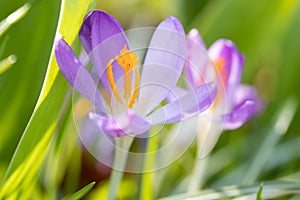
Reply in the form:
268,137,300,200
65,182,96,200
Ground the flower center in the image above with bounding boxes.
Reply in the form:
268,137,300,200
211,57,226,107
213,58,226,84
106,45,140,108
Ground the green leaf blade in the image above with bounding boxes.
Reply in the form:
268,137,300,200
0,0,94,198
65,182,96,200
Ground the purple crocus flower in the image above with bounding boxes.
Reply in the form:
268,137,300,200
185,29,262,130
166,29,262,156
55,11,217,137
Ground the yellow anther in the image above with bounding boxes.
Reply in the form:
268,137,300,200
116,45,139,71
116,45,140,107
107,59,123,104
106,45,140,108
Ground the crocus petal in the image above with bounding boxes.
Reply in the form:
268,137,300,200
89,113,125,137
55,37,105,112
125,110,152,135
232,84,263,113
221,100,256,130
136,16,186,116
185,29,212,88
79,10,129,54
187,29,206,48
165,86,188,102
78,49,89,68
79,116,114,164
221,84,263,130
79,10,129,95
208,39,244,94
197,112,223,158
148,83,217,125
89,110,151,137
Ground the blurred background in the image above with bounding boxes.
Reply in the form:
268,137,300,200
0,0,300,199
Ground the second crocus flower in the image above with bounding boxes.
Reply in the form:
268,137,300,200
180,29,262,156
186,29,262,126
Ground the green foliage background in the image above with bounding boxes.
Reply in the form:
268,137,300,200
0,0,299,199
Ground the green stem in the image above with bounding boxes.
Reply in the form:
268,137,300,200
187,134,209,193
140,126,159,200
187,155,208,193
107,136,134,200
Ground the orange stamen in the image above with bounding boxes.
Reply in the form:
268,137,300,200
106,45,140,108
107,59,123,104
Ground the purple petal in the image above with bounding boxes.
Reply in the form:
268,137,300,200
55,37,105,112
222,85,263,130
89,110,151,137
79,116,114,164
89,113,124,137
126,110,152,135
136,16,186,116
232,84,263,112
165,86,188,102
148,83,217,125
208,39,245,94
79,10,129,95
187,29,206,48
197,114,223,158
221,100,256,130
185,29,213,89
79,10,129,54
